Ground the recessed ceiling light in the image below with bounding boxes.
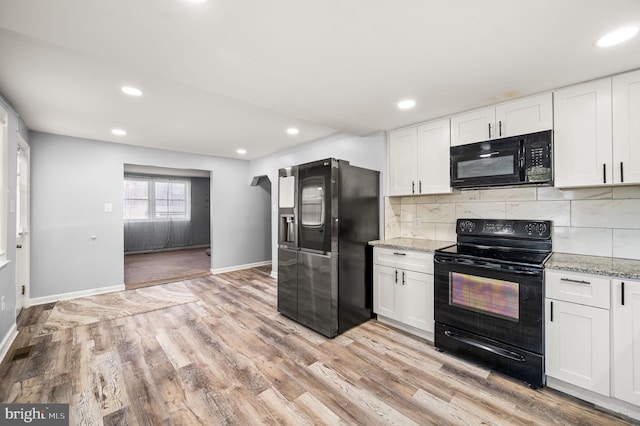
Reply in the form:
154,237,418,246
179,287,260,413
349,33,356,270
287,128,299,135
596,26,639,47
121,86,143,97
397,99,416,110
112,128,127,136
236,148,247,155
185,0,207,3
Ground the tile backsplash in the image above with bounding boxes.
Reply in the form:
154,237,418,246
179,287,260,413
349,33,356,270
384,185,640,260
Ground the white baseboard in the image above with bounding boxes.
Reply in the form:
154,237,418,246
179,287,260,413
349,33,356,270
211,260,271,275
0,323,18,364
28,284,126,307
546,377,640,422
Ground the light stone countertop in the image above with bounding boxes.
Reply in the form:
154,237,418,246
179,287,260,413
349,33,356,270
545,252,640,280
368,238,455,253
370,238,640,280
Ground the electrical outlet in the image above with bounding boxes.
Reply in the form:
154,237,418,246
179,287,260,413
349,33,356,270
414,217,421,228
1,296,5,312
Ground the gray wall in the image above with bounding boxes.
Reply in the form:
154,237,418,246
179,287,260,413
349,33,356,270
249,131,387,274
30,131,271,299
191,177,211,247
0,94,28,348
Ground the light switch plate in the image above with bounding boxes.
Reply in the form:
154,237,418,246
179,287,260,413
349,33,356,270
104,203,113,213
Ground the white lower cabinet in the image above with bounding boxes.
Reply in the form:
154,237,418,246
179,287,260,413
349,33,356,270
546,270,640,420
373,247,434,336
545,298,610,396
545,270,611,396
612,279,640,406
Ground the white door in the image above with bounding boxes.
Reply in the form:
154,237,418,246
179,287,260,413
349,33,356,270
450,106,495,146
373,264,399,321
612,279,640,406
15,137,29,315
416,119,451,194
545,298,610,396
613,69,640,184
402,270,432,333
495,93,553,138
388,127,418,196
554,78,613,187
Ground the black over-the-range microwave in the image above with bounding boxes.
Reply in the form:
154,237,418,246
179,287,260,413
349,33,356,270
450,130,553,189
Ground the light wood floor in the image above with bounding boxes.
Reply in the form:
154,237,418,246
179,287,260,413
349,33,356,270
0,267,632,425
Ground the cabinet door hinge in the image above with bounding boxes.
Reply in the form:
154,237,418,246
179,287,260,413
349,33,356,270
21,285,25,295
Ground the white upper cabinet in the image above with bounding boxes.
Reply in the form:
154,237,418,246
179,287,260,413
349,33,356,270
388,118,451,196
554,78,613,187
613,69,640,184
495,93,553,138
450,106,495,146
554,69,640,188
388,127,418,196
416,119,451,195
450,93,552,146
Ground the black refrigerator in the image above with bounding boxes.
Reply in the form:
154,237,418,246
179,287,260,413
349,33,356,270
277,158,380,338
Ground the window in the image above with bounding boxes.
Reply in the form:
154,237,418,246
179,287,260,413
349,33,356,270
123,176,190,221
123,179,149,220
155,180,189,219
0,106,8,264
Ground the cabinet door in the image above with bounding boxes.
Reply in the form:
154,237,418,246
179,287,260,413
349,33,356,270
416,119,452,194
450,106,495,146
554,78,613,187
545,298,610,396
612,279,640,406
401,270,433,333
373,264,400,321
388,127,418,196
613,70,640,184
495,93,553,137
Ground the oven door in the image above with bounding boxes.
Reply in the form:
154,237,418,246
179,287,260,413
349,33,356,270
450,137,523,188
433,255,543,354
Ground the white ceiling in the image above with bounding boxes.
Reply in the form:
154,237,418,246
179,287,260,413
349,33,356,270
1,0,640,160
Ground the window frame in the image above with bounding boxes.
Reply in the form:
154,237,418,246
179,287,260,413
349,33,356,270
123,176,191,222
0,105,8,265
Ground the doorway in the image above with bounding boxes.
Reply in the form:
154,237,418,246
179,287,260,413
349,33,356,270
15,136,29,316
123,164,212,289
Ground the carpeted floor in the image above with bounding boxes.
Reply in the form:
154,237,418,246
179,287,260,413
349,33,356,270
124,247,212,289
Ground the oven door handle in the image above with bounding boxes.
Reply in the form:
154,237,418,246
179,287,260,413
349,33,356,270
444,330,526,362
434,256,542,276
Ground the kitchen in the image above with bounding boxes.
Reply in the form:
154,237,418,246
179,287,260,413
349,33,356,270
2,1,640,424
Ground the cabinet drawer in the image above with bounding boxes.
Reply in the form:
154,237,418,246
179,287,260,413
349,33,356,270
373,247,433,274
546,270,610,309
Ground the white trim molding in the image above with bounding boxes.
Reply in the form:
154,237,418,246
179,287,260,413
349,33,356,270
0,323,18,364
28,284,126,307
211,260,271,275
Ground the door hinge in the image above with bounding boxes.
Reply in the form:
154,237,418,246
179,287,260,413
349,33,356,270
21,285,25,295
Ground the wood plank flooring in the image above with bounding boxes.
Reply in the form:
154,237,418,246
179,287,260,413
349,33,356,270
0,266,633,425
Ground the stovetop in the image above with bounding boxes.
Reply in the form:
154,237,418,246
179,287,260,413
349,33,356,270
436,243,551,267
435,218,553,267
